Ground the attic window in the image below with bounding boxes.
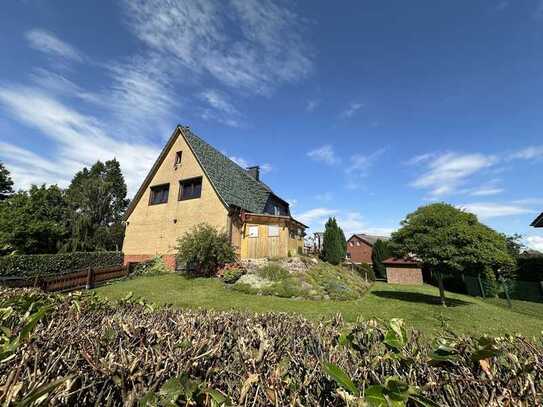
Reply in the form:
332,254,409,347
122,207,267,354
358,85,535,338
149,184,169,205
179,177,202,200
174,151,182,166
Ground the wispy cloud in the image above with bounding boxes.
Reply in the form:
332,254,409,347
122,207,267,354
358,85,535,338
0,85,159,193
307,145,340,165
296,208,338,225
340,102,363,119
411,152,497,196
344,148,386,189
229,155,272,174
306,99,320,112
25,29,83,62
121,0,312,95
459,202,534,219
295,207,395,236
468,187,504,196
509,145,543,161
199,89,242,127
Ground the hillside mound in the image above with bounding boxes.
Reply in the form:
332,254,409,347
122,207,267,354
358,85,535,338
229,257,372,300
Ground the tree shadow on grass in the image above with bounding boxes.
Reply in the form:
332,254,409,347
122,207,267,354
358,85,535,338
371,291,472,307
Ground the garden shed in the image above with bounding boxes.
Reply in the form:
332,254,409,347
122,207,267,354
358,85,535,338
383,257,422,285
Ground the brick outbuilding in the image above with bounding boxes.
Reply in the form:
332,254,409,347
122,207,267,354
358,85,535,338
383,257,423,285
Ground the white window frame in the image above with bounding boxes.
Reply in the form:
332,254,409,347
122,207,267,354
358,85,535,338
268,224,280,237
248,226,259,238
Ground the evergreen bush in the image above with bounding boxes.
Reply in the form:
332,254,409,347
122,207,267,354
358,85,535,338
0,251,123,278
321,217,346,265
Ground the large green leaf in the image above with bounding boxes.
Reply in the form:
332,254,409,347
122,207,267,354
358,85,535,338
323,362,359,395
384,319,408,352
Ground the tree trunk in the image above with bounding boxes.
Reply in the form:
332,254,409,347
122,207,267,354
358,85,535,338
437,271,446,307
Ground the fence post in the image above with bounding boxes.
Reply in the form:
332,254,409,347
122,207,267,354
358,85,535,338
86,266,94,290
477,274,486,298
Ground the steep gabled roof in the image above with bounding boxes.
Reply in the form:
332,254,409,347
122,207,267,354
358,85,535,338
124,125,288,220
183,129,276,214
351,233,389,246
531,212,543,227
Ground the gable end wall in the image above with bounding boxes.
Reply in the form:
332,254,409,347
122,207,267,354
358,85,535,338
122,133,229,258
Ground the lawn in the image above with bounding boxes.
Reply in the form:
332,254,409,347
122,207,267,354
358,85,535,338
95,274,543,337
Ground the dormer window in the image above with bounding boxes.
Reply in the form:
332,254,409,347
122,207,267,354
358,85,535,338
174,151,182,167
149,184,169,205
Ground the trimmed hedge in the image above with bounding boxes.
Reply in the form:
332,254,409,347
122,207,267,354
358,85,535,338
0,251,123,278
1,288,542,406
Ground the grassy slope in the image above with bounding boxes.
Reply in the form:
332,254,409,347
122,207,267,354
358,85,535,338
95,274,543,337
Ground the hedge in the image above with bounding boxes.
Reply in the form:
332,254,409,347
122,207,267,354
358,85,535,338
1,288,542,406
0,251,123,278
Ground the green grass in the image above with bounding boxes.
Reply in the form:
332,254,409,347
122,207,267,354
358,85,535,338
95,274,543,338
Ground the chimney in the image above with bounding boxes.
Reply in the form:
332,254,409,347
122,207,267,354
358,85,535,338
246,166,260,181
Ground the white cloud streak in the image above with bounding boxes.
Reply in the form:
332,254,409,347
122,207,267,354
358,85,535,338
121,0,312,95
307,145,340,165
0,85,159,193
411,152,497,196
459,202,534,219
340,102,363,118
526,236,543,252
25,29,83,62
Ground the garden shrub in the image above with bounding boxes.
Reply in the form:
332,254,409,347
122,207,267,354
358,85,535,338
1,287,541,406
0,251,123,278
132,256,169,277
256,264,289,281
176,223,236,277
223,268,244,284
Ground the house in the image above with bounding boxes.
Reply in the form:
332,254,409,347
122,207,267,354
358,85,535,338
346,233,389,264
122,125,307,268
531,212,543,228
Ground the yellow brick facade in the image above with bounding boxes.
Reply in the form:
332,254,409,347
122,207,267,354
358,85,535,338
122,134,229,257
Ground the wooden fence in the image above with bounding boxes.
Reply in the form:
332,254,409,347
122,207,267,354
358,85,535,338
0,265,128,292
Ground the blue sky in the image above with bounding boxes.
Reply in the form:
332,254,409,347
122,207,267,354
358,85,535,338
1,0,543,250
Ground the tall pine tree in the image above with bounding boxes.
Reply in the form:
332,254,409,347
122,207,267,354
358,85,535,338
372,239,392,279
321,217,347,265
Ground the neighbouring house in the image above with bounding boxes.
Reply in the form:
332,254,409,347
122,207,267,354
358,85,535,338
531,212,543,228
122,125,307,269
383,257,423,285
346,233,389,264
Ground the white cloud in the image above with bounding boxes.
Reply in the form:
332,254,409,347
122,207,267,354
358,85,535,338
294,207,395,236
459,203,534,219
411,152,497,196
121,0,312,95
295,208,338,225
344,148,386,189
306,99,320,112
509,145,543,161
526,236,543,252
0,85,159,194
25,29,83,62
229,156,250,168
199,89,241,127
340,102,363,119
468,187,504,196
105,56,178,136
260,163,273,174
229,155,272,174
307,145,340,165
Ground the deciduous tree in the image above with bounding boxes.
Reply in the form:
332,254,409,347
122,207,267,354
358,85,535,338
390,203,514,305
0,185,67,254
0,162,14,201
